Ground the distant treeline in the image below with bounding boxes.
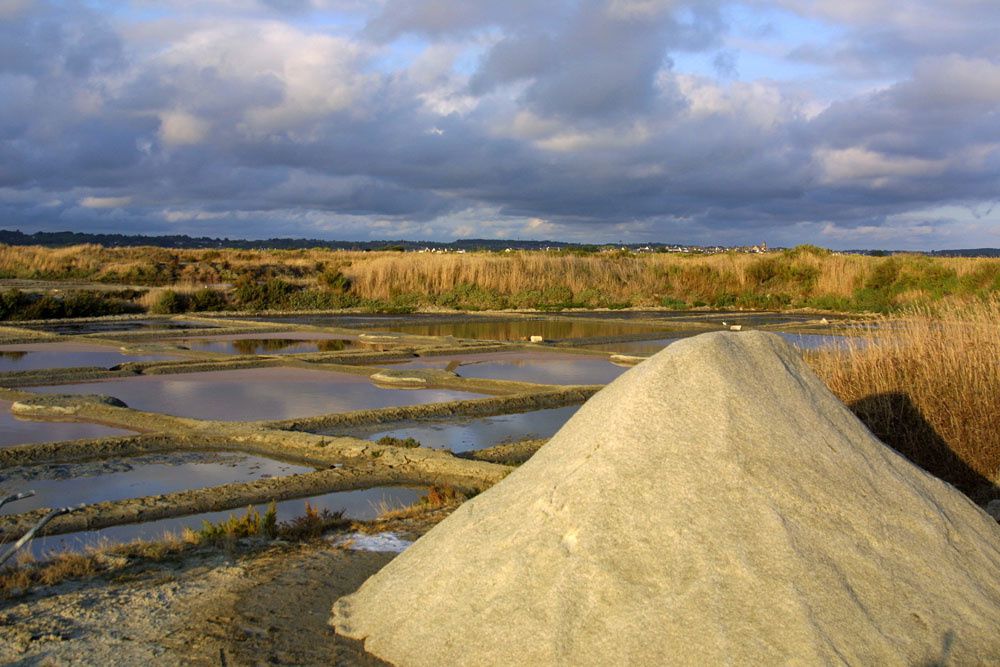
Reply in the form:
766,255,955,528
0,229,578,252
3,228,999,256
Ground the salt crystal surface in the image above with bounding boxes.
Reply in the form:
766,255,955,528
333,532,413,553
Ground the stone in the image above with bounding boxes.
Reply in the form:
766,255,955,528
529,335,545,343
331,332,1000,666
608,353,645,367
368,368,458,388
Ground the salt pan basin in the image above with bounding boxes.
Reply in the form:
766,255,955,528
25,486,423,556
335,405,580,452
0,399,134,447
0,451,313,515
30,367,482,421
170,332,364,355
390,351,626,385
0,342,181,372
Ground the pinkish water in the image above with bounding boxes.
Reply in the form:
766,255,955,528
30,366,483,421
0,342,181,373
0,399,134,447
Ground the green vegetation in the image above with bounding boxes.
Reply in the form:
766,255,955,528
0,288,143,320
376,436,422,448
198,502,279,542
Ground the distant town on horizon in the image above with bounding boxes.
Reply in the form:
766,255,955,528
2,229,998,258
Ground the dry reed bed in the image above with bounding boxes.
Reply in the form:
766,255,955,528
807,298,1000,501
4,244,1000,311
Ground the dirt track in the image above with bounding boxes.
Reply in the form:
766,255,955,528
0,510,451,665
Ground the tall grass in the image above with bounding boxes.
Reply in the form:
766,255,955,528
2,243,1000,312
808,298,1000,501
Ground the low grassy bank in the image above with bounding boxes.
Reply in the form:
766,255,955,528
808,298,1000,502
0,487,463,599
3,244,1000,317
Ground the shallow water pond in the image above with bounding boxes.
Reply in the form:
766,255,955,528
0,452,314,516
27,319,217,336
775,332,858,350
582,336,687,356
559,310,842,327
25,486,424,556
331,405,581,452
30,366,483,421
171,332,364,356
0,399,135,447
584,332,853,356
0,342,181,373
390,350,626,385
372,318,669,341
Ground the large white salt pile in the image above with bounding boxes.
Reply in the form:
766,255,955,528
331,332,1000,665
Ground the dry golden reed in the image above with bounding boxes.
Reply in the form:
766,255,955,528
808,298,1000,500
4,243,1000,311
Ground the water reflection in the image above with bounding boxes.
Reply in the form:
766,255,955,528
584,332,853,356
391,351,626,385
30,367,483,421
173,334,363,355
582,337,686,356
372,319,669,340
775,332,857,350
29,319,217,335
0,342,181,373
335,405,581,452
25,486,423,556
0,452,314,515
0,399,135,447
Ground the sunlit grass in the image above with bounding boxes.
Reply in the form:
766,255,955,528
808,297,1000,500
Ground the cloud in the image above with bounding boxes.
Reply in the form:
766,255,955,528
159,111,209,146
80,196,133,209
0,0,998,248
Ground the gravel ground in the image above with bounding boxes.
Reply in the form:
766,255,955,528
0,511,450,666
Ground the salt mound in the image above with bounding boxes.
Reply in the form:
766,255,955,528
331,332,1000,665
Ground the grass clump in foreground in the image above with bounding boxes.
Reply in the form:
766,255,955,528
807,298,1000,503
376,435,422,448
0,501,352,599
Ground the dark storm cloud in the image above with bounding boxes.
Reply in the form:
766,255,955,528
1,0,998,247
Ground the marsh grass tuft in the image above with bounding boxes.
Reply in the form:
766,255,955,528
277,502,347,541
376,435,422,448
197,502,278,543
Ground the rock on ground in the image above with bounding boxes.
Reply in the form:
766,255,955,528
331,331,1000,666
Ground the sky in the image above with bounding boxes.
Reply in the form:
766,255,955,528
1,0,999,249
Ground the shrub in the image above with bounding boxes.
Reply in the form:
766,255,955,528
188,288,229,312
149,290,189,314
318,269,352,293
198,503,278,543
420,485,467,507
233,276,298,310
0,289,143,320
377,436,421,448
659,296,687,310
277,502,346,540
